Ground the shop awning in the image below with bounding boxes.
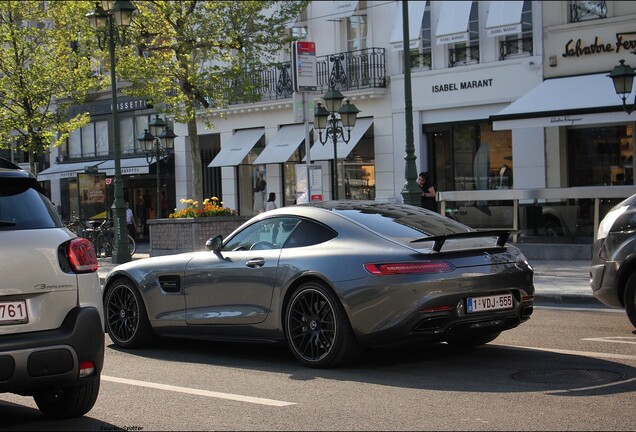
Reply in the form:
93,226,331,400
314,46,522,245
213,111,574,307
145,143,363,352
208,128,265,167
490,73,634,130
308,117,373,161
435,0,472,45
37,160,106,181
486,0,524,37
328,0,359,20
99,157,151,176
253,124,310,165
389,1,428,51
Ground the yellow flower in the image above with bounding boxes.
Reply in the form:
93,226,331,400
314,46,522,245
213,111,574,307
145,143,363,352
186,199,194,204
179,198,186,204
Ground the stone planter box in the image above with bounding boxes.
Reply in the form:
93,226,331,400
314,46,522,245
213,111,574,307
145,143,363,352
147,216,249,257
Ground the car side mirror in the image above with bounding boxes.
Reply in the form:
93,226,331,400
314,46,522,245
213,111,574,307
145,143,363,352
205,235,223,252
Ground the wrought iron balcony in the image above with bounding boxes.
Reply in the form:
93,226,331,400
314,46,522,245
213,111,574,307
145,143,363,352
208,47,386,108
499,37,533,60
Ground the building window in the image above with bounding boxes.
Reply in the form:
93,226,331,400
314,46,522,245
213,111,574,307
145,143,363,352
567,125,633,186
347,14,367,51
449,1,479,68
570,0,607,22
500,1,533,60
68,121,109,159
408,6,432,69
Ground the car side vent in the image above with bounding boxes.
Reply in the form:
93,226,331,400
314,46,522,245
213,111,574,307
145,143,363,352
159,275,181,293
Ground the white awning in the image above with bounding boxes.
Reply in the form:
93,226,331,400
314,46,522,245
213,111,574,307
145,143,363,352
486,0,524,37
389,1,428,51
328,0,359,20
208,128,265,167
490,73,634,130
308,117,373,161
435,1,472,45
37,160,106,181
253,124,310,165
100,157,151,176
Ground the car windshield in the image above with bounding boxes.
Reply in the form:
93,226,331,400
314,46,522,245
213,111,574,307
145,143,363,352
326,202,470,245
0,177,62,230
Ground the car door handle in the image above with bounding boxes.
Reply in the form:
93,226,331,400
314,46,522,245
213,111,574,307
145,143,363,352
246,258,265,268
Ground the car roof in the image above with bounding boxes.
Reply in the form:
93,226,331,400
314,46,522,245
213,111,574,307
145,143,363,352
0,157,45,192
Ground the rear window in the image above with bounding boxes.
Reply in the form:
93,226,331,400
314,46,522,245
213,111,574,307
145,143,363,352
331,204,470,245
0,177,62,230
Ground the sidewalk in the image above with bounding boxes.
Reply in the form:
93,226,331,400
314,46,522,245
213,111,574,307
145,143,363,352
97,245,600,307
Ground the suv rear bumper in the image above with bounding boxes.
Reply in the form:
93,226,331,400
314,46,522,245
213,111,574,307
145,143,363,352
0,306,104,395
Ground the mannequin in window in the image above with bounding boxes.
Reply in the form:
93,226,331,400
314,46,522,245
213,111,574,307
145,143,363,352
499,164,513,189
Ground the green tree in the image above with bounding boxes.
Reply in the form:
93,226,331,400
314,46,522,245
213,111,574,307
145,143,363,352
0,1,97,173
114,0,307,205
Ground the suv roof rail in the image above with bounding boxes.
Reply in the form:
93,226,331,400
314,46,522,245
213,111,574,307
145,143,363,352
0,157,22,170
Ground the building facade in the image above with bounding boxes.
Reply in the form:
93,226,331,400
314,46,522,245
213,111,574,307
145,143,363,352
37,1,636,248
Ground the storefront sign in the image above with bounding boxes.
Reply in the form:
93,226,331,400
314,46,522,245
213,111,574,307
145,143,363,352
562,32,636,58
67,97,150,117
432,78,493,93
549,116,584,126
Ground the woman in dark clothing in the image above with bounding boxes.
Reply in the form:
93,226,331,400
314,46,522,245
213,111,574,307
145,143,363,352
417,171,437,212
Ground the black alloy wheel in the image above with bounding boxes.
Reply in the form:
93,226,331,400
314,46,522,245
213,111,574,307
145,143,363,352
104,278,152,348
285,281,362,368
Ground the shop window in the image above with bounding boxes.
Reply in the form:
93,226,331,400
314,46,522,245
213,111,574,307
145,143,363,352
567,125,633,187
237,136,265,217
449,1,479,68
408,6,432,70
344,135,375,200
570,1,607,22
500,1,533,60
427,121,513,192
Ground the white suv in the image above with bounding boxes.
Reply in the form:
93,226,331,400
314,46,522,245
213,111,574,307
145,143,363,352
0,158,104,418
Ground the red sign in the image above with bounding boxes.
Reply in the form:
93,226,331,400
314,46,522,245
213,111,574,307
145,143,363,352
105,178,112,185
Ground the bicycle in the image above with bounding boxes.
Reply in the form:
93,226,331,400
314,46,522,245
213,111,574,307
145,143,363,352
88,219,136,258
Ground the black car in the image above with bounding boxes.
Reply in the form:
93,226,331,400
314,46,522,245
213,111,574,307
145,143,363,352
590,193,636,328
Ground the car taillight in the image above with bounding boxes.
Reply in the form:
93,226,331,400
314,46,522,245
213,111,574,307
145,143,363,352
364,262,455,275
67,237,98,273
79,360,96,378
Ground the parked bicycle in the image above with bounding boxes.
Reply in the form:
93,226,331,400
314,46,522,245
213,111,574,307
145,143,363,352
84,219,136,258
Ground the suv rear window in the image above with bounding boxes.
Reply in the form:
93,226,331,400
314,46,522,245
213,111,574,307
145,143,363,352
0,177,62,230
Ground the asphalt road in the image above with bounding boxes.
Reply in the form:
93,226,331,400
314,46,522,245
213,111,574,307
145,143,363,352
1,307,635,431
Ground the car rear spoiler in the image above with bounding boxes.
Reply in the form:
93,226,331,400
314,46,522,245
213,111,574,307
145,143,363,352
411,230,517,252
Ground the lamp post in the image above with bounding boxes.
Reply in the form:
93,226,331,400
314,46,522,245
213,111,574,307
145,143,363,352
609,59,636,114
138,115,176,219
87,1,137,264
314,88,360,200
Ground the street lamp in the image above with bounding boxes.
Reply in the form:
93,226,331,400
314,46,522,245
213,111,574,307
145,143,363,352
609,59,636,115
87,0,137,264
314,88,360,200
138,115,176,219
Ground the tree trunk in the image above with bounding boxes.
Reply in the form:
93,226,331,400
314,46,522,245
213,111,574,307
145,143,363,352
187,117,203,204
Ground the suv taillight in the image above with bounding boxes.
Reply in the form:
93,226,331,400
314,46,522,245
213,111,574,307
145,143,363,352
67,237,98,273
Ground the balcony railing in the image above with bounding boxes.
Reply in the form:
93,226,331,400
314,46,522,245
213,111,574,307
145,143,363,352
499,37,533,60
570,0,607,22
448,46,479,68
207,47,386,107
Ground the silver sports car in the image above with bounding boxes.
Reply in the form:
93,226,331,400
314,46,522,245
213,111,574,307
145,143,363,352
103,201,534,368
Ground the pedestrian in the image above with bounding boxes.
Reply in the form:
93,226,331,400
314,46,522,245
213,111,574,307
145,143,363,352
265,192,277,211
417,171,437,212
125,201,135,240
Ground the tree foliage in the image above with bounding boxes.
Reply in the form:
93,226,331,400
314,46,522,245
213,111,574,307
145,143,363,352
114,0,307,204
0,1,98,173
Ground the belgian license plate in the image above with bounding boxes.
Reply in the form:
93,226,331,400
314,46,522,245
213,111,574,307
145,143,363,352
0,300,28,324
467,294,513,313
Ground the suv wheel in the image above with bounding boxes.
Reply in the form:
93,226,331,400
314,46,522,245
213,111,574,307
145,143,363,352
33,377,100,419
624,273,636,328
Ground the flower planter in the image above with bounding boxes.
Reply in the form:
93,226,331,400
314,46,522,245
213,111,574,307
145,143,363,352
147,216,249,257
